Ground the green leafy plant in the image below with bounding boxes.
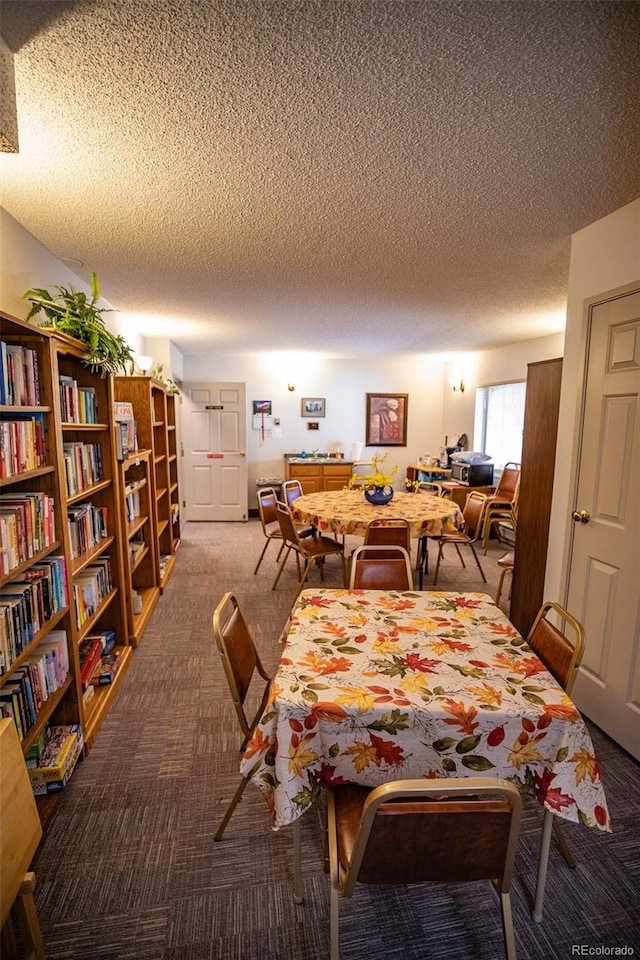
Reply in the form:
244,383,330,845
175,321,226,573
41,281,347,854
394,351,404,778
23,271,134,377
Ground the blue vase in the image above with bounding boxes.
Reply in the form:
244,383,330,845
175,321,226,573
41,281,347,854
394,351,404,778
364,486,394,506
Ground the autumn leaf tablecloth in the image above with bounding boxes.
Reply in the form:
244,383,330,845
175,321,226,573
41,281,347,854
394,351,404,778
241,590,610,833
291,490,463,539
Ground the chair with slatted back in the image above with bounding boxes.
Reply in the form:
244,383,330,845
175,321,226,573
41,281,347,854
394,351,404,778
0,718,45,960
526,601,586,867
431,490,487,586
212,593,273,841
349,545,413,590
272,501,346,597
327,777,522,960
254,486,286,574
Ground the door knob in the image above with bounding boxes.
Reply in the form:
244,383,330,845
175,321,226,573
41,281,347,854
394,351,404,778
572,509,591,523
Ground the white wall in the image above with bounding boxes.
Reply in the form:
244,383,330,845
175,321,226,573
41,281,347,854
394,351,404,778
182,352,447,498
0,207,144,355
546,197,640,601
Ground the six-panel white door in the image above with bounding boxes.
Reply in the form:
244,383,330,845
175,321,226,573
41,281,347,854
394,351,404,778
181,382,248,521
568,289,640,760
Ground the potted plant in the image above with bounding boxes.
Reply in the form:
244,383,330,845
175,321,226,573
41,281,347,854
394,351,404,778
23,271,134,377
347,452,400,504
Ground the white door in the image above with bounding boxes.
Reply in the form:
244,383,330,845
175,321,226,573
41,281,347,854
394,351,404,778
568,288,640,760
181,382,248,521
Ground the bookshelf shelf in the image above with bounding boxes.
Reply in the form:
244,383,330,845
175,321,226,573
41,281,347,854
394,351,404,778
1,312,131,812
114,377,181,601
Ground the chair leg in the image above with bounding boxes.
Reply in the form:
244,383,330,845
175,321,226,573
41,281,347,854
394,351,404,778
500,890,517,960
330,880,341,960
8,873,45,960
214,776,250,841
553,818,577,868
468,544,487,582
496,567,508,605
432,544,445,586
253,537,272,575
272,545,294,590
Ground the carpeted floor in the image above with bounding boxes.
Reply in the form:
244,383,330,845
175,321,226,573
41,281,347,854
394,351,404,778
31,520,640,959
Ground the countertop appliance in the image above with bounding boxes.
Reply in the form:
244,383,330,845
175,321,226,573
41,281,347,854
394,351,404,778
450,462,494,486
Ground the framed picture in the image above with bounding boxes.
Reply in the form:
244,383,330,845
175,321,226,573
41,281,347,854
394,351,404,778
301,397,326,418
366,393,408,446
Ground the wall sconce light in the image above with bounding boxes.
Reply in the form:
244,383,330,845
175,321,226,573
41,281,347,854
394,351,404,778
287,384,295,392
450,379,465,393
137,355,153,374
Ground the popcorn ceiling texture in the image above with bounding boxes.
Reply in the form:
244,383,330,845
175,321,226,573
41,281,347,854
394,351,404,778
1,0,639,358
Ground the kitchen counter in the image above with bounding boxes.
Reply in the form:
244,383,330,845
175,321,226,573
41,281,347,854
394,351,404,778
284,456,353,494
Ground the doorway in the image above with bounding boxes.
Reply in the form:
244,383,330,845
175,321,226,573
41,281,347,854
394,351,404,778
567,287,640,760
181,381,248,521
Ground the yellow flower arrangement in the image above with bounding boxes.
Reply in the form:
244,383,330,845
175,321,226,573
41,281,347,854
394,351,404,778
346,452,399,490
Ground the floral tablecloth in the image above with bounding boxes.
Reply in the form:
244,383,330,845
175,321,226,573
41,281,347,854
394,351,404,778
291,489,463,539
241,590,610,833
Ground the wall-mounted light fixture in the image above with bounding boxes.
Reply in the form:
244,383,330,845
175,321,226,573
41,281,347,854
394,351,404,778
137,354,153,374
287,384,295,392
450,378,465,393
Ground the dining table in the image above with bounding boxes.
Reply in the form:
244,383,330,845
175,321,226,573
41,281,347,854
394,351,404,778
290,488,463,540
240,588,611,922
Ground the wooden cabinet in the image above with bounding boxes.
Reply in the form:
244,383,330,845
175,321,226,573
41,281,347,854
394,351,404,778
285,460,353,493
118,449,159,646
510,358,563,638
166,394,181,551
0,313,131,776
113,377,179,593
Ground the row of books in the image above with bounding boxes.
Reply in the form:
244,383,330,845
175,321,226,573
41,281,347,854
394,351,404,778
73,556,113,629
0,555,68,672
62,441,104,497
67,501,108,560
113,401,137,460
28,723,83,795
59,375,98,424
0,629,70,741
0,414,46,478
0,491,56,577
79,628,116,689
124,481,141,521
0,340,40,407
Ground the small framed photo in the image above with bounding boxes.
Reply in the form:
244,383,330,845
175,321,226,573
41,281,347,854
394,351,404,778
366,393,408,446
301,397,326,418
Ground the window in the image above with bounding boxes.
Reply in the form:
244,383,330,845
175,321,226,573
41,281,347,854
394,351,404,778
474,381,526,470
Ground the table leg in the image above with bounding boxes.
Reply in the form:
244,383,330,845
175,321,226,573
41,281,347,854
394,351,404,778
533,809,553,923
293,818,304,904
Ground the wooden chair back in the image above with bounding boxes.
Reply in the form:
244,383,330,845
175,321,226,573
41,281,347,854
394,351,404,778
212,592,272,741
0,717,45,959
493,463,520,502
526,600,585,694
363,518,411,554
461,490,488,541
328,777,522,960
349,545,413,590
257,486,280,532
282,479,304,508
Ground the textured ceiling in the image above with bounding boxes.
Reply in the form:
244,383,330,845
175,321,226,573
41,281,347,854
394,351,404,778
1,0,639,359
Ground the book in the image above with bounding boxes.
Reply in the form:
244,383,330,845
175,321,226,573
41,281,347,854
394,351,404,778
91,648,123,686
29,724,83,793
79,637,104,690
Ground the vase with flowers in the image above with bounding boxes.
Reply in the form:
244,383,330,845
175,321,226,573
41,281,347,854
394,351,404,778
347,452,399,505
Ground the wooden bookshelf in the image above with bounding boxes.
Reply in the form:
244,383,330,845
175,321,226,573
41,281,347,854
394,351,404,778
0,313,131,799
113,377,180,595
117,448,160,646
166,393,181,553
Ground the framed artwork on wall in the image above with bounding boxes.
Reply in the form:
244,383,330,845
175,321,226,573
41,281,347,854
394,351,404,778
301,397,326,418
366,393,408,446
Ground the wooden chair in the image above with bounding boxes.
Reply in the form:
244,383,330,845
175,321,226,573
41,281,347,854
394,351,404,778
431,490,488,586
349,545,413,590
253,486,285,574
327,777,522,960
526,600,586,867
0,718,45,960
212,593,273,841
482,463,521,553
413,482,443,587
272,501,346,597
496,550,515,605
363,517,411,554
281,480,315,539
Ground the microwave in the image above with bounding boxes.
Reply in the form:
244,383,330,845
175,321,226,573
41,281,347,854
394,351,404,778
450,462,494,486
